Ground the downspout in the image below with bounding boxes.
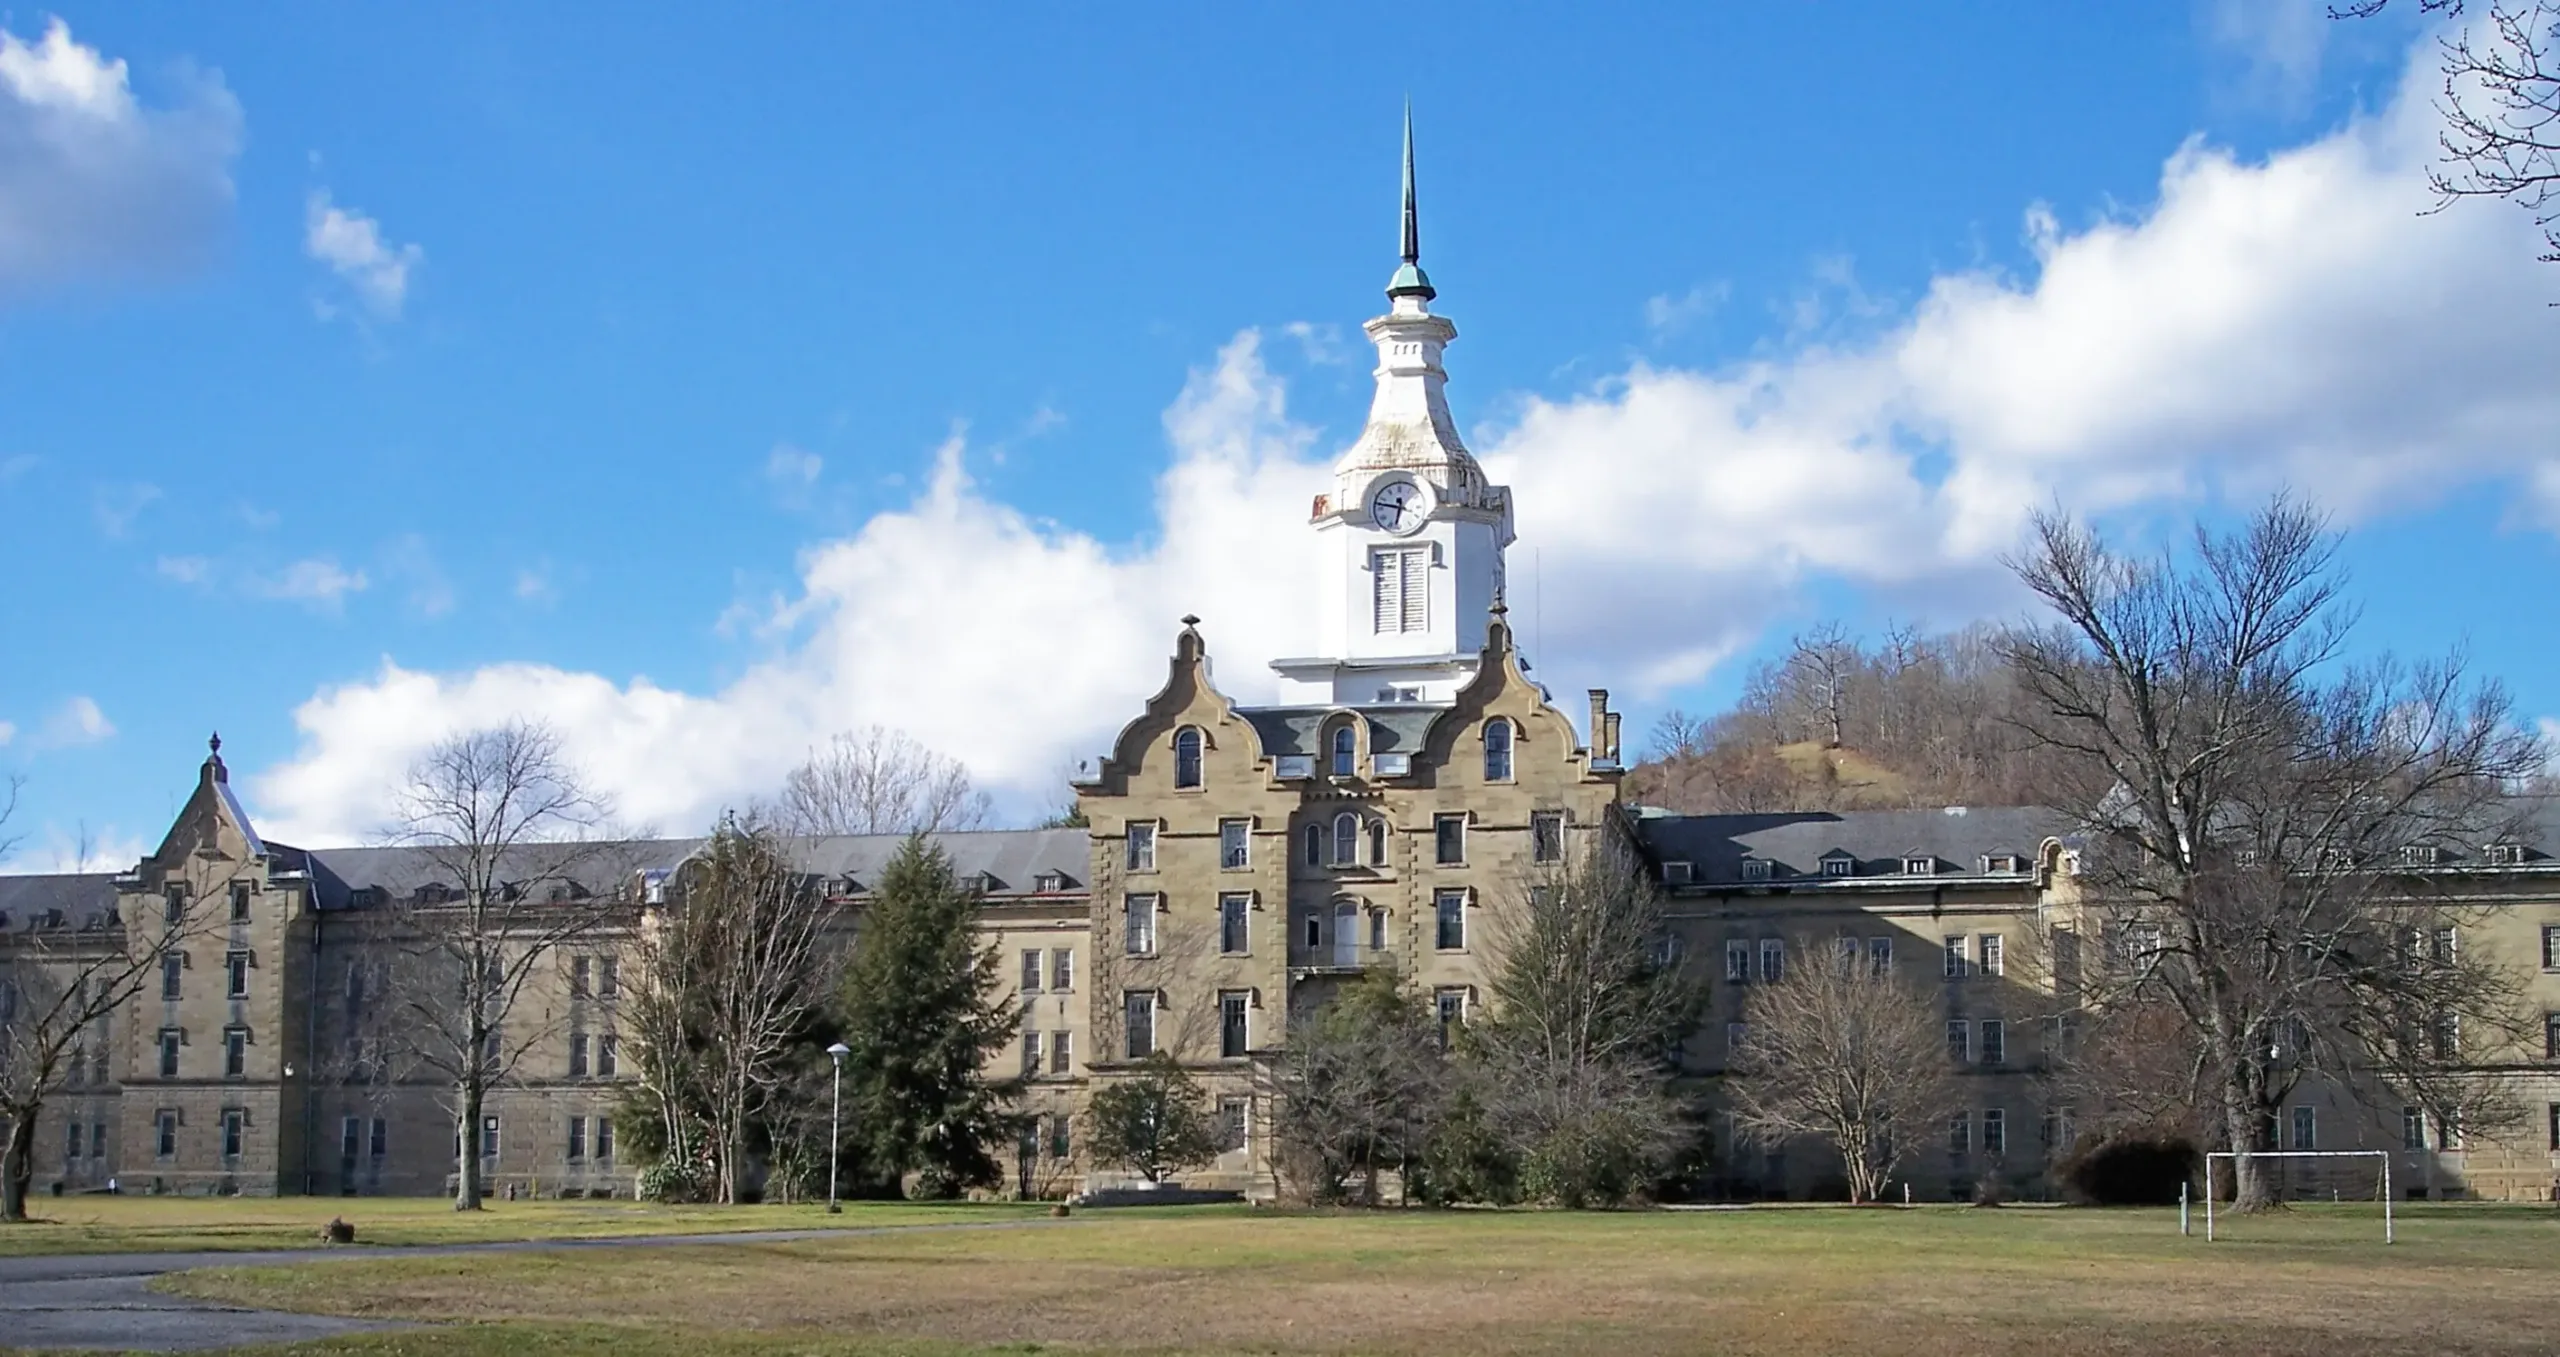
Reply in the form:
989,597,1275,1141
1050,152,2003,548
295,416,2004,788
302,887,322,1196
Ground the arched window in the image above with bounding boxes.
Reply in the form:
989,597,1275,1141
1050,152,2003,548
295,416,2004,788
1483,718,1514,782
1172,727,1203,789
1369,818,1388,866
1303,823,1322,867
1331,725,1357,778
1332,812,1360,866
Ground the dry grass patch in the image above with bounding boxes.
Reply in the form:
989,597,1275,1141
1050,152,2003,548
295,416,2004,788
160,1204,2560,1356
0,1195,1036,1256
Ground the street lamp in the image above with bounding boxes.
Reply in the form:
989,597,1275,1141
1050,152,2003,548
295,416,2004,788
826,1041,851,1214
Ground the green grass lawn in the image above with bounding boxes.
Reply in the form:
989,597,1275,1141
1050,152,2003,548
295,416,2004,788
0,1195,1041,1257
144,1202,2560,1357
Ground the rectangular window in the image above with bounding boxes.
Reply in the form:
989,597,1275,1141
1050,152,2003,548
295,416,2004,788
2431,926,2459,965
1946,1019,1971,1063
1125,822,1157,872
1020,948,1044,993
570,1034,590,1078
1124,991,1157,1059
1050,1030,1072,1076
220,1109,244,1158
1726,939,1751,983
2291,1105,2317,1151
1977,934,2003,977
1219,893,1250,955
597,1035,618,1078
572,956,592,998
2543,925,2560,971
162,953,183,1001
1434,889,1467,951
65,1121,81,1162
2548,1103,2560,1154
229,880,252,921
340,1116,362,1161
344,962,366,1017
1531,811,1564,863
1867,936,1893,978
568,1116,587,1161
2404,1106,2427,1151
1219,1097,1249,1153
1437,989,1468,1045
480,1116,500,1159
164,884,186,926
223,1027,247,1078
1372,546,1429,634
158,1028,180,1079
370,1117,387,1158
1124,893,1159,956
1220,819,1250,870
1022,1030,1044,1078
226,950,250,998
1434,814,1466,865
1943,935,1969,978
1304,913,1321,950
1050,947,1074,992
1758,938,1784,983
2438,1110,2464,1151
1948,1113,1971,1157
156,1110,179,1157
1727,1021,1750,1054
2544,1011,2560,1061
1979,1019,2006,1066
1050,1111,1073,1160
2433,1012,2461,1061
596,1117,614,1161
1983,1108,2006,1157
598,956,619,999
1221,990,1250,1058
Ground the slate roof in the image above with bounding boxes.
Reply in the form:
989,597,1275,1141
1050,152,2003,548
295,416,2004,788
300,827,1088,910
1238,705,1444,759
1630,806,2075,886
0,872,121,930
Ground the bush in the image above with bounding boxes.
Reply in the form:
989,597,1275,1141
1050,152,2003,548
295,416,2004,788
637,1156,705,1203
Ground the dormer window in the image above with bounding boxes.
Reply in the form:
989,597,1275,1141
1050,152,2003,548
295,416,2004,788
1820,852,1856,878
1660,861,1694,886
2486,843,2526,866
1331,726,1357,778
1033,871,1066,894
1172,727,1204,790
1739,858,1772,882
2400,844,2441,868
1483,718,1514,783
1902,855,1935,876
1983,854,2024,875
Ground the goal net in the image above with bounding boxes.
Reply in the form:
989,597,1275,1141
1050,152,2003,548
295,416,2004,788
2202,1150,2394,1243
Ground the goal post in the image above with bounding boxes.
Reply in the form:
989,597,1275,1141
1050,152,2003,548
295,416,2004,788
2202,1150,2393,1244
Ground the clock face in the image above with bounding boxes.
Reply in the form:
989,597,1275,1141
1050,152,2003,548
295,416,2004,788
1370,481,1424,534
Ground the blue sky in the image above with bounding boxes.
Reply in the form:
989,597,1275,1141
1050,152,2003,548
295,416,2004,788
3,3,2554,865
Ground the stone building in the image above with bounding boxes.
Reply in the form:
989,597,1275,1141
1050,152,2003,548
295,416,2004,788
6,131,2559,1204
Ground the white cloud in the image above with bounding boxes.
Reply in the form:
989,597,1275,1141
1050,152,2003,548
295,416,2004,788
92,481,159,537
380,534,453,618
21,822,150,874
765,443,823,488
0,718,15,747
247,41,2560,844
0,18,241,295
256,557,369,611
39,696,114,748
1644,282,1729,338
2206,0,2332,109
304,190,421,318
515,563,558,606
155,554,211,586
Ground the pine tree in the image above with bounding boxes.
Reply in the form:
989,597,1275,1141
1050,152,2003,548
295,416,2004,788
836,835,1021,1197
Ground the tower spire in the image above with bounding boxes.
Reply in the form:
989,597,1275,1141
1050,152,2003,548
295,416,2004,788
1387,105,1435,301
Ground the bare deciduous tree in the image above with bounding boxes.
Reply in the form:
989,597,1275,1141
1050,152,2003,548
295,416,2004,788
639,815,836,1204
1725,943,1961,1204
2000,497,2544,1211
0,828,220,1220
1472,840,1703,1206
778,728,991,837
2337,1,2560,265
1265,966,1449,1204
381,721,627,1210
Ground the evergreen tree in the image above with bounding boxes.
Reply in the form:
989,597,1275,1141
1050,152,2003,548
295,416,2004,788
836,835,1021,1197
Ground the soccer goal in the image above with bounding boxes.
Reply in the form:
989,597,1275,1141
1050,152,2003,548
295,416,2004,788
2202,1150,2393,1244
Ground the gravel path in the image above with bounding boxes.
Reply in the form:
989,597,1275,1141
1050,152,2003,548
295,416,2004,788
0,1219,1066,1353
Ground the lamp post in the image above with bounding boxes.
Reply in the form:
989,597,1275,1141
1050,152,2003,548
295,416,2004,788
825,1041,851,1214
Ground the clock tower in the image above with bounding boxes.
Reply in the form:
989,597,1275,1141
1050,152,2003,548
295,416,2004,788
1271,113,1516,707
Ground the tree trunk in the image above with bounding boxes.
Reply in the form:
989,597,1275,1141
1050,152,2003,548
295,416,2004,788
1,1106,35,1222
2223,1097,2276,1213
454,1081,485,1211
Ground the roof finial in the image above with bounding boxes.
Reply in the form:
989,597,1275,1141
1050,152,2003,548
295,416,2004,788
1387,104,1436,301
208,731,222,758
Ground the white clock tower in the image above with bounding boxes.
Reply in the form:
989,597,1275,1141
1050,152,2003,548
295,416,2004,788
1271,113,1515,707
